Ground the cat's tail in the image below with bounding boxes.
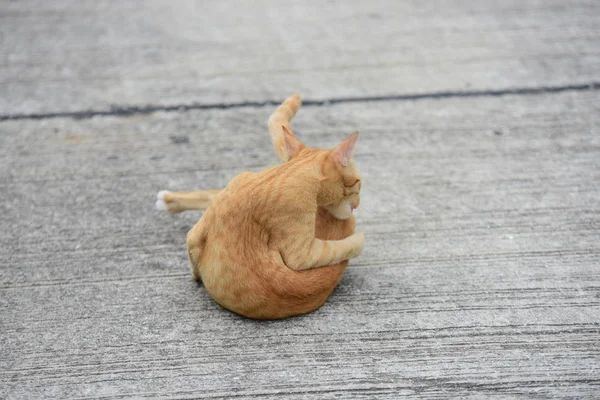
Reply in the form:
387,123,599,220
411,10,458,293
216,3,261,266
268,94,302,162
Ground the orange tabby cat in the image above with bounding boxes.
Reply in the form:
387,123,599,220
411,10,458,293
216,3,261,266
156,95,363,319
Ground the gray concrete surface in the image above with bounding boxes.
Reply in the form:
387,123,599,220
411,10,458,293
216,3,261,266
2,0,599,116
1,1,599,399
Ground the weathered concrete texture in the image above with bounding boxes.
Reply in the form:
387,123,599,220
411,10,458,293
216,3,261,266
1,0,599,115
2,0,600,398
1,90,599,399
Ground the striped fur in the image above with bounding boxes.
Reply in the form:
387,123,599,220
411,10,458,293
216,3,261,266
165,95,363,319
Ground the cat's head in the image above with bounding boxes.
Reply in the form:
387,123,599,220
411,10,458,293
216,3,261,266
282,127,361,220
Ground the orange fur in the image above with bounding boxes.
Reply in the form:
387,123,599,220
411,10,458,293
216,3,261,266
268,94,302,162
161,95,363,319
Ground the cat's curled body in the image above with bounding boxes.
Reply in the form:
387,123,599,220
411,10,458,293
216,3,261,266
161,95,364,319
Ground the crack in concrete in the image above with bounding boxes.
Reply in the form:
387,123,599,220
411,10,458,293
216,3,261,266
1,82,598,122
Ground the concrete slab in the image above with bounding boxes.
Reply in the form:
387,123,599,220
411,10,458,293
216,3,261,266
1,90,599,398
1,0,599,115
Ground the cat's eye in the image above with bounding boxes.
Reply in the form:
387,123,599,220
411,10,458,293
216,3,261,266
344,178,360,188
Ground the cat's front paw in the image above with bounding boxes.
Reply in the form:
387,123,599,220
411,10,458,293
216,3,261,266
155,190,171,212
348,232,364,259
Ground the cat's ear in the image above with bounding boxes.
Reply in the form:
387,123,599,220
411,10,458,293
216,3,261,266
282,126,305,159
333,132,359,167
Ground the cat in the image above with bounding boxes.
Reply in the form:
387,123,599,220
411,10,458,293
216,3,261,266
156,95,364,319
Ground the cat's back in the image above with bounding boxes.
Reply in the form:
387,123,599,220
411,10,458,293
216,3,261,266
194,169,281,312
202,167,292,252
206,171,260,216
212,163,313,215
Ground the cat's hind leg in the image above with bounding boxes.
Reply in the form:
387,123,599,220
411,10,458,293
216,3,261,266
186,217,208,281
155,190,221,214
